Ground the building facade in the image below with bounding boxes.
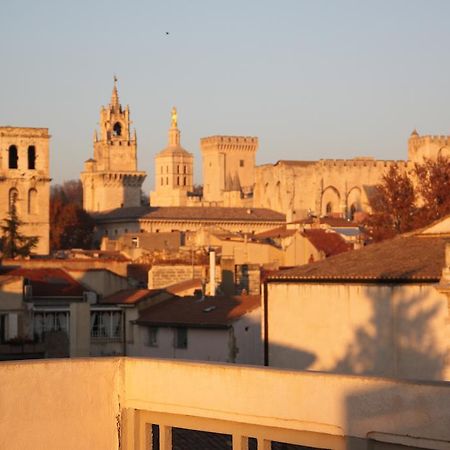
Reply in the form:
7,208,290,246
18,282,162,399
81,79,146,212
0,126,50,254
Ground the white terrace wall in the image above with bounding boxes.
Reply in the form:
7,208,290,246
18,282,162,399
266,282,450,380
0,358,450,449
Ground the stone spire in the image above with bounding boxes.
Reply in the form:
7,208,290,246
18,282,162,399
110,76,120,110
168,106,181,146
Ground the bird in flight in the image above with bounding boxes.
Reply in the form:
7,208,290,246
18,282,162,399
165,31,170,35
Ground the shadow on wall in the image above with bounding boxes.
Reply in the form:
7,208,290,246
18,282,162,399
332,285,446,380
267,282,447,381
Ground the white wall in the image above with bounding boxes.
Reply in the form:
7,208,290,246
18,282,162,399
266,282,450,380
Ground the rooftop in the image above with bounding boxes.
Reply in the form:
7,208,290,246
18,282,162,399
268,235,448,282
136,294,260,329
93,206,285,223
0,267,86,297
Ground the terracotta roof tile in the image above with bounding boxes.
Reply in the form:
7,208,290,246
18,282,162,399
255,226,296,239
302,229,352,257
101,288,163,305
268,235,447,282
136,294,260,328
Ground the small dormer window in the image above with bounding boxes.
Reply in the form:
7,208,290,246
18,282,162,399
113,122,122,137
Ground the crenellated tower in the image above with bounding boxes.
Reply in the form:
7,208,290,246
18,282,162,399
81,78,146,212
201,135,258,203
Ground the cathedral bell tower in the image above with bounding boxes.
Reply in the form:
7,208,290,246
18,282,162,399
81,78,146,212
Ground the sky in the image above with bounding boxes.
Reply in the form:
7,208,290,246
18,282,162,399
1,0,450,191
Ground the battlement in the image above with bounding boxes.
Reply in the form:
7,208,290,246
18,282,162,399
201,135,258,152
318,158,408,169
409,134,450,147
0,126,50,138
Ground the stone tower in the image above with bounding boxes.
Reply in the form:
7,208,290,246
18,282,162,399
81,79,146,212
0,127,50,254
201,136,258,203
150,107,194,206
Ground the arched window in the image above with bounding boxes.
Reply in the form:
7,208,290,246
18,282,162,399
9,188,18,213
28,146,36,170
113,122,122,137
183,177,186,186
8,145,18,169
28,189,37,214
177,165,180,174
349,203,357,221
177,176,180,186
326,202,333,215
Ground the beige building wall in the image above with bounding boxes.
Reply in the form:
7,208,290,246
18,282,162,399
266,282,450,380
130,307,261,364
0,127,50,254
201,136,258,203
67,269,129,298
81,80,146,212
1,358,450,449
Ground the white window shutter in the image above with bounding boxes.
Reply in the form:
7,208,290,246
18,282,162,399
7,313,18,340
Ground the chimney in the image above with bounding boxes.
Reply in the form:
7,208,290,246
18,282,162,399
209,249,216,297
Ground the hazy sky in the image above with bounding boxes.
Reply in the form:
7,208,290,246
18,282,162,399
1,0,450,191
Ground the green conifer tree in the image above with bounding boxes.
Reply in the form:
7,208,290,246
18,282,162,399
0,204,38,258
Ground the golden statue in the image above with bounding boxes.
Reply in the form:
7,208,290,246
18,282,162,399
171,107,178,128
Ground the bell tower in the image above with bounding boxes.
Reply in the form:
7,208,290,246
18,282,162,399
81,78,146,212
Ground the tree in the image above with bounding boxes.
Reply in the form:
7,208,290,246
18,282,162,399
50,180,93,251
414,156,450,225
366,157,450,241
0,204,38,258
365,163,417,241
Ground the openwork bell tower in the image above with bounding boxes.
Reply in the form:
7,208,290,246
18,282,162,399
81,78,146,212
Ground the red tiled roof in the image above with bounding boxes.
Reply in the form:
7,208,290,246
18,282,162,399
303,229,352,257
255,226,296,239
0,268,85,297
268,235,447,282
136,295,260,329
101,289,163,305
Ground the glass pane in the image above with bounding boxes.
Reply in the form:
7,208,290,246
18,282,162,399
172,427,232,450
271,441,327,450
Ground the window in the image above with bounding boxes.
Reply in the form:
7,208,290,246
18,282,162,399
183,176,186,186
131,236,139,248
166,177,169,185
326,202,333,215
8,145,18,169
8,188,18,213
175,327,187,349
161,177,163,186
33,311,70,342
177,176,180,186
90,311,122,339
184,165,187,174
147,327,158,347
239,159,244,167
166,166,169,173
177,165,180,174
113,122,122,137
28,189,37,214
27,146,36,169
161,166,163,173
